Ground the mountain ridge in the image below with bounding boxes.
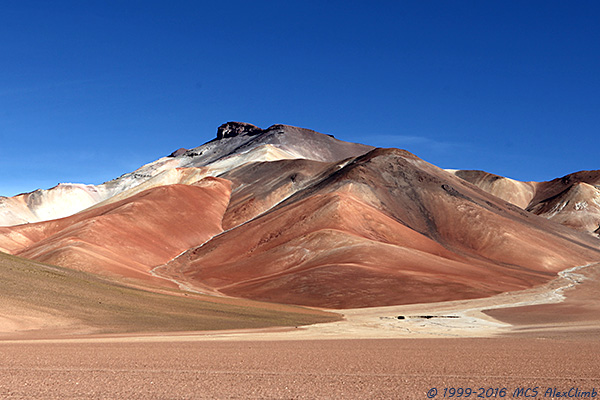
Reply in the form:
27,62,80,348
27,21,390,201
154,147,600,308
0,122,373,227
1,122,599,310
453,169,600,237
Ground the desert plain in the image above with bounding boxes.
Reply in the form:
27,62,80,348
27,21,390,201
0,261,598,399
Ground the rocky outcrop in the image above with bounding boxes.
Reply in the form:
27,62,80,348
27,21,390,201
216,122,263,140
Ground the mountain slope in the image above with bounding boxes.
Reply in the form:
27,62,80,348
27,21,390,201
454,169,600,236
0,177,232,282
0,122,372,227
451,170,537,208
157,149,600,308
0,251,338,336
528,181,600,234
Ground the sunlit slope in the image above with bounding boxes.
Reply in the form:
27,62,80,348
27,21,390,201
0,252,338,336
453,169,600,236
527,171,600,235
451,170,537,209
160,149,600,308
0,178,232,281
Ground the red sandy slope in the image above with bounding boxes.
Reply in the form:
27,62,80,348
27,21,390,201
0,177,231,281
158,149,600,308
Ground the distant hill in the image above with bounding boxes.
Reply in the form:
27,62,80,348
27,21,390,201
452,169,600,237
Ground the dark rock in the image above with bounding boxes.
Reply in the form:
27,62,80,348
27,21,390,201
168,148,189,157
216,122,263,140
441,184,469,200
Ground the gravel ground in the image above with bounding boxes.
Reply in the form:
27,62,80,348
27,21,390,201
0,337,598,399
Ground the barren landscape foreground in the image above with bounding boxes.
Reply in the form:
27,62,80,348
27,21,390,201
1,123,600,398
0,263,599,399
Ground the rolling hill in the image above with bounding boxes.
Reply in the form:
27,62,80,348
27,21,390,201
453,169,600,236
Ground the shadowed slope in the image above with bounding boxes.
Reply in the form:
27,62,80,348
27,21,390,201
218,158,336,230
0,178,232,282
158,149,600,308
528,170,600,205
0,252,338,336
526,171,600,236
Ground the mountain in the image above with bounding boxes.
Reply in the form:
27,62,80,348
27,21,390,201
1,122,599,312
156,148,600,308
0,122,373,227
0,122,372,285
453,170,600,237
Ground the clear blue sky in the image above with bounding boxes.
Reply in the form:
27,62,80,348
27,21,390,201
1,1,599,196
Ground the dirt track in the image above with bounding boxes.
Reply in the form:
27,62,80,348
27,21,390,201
0,337,599,399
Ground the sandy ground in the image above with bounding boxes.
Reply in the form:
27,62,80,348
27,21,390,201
1,263,599,399
1,338,599,399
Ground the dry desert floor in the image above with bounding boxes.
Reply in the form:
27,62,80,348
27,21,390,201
1,263,599,399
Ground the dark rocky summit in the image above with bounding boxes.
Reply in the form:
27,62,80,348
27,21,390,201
216,122,263,140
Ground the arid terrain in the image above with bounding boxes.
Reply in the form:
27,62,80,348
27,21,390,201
1,337,598,399
1,263,599,399
1,122,599,398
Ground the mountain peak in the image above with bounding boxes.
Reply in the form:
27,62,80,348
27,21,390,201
216,122,263,140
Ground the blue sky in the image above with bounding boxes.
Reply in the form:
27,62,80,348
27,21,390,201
1,1,599,196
